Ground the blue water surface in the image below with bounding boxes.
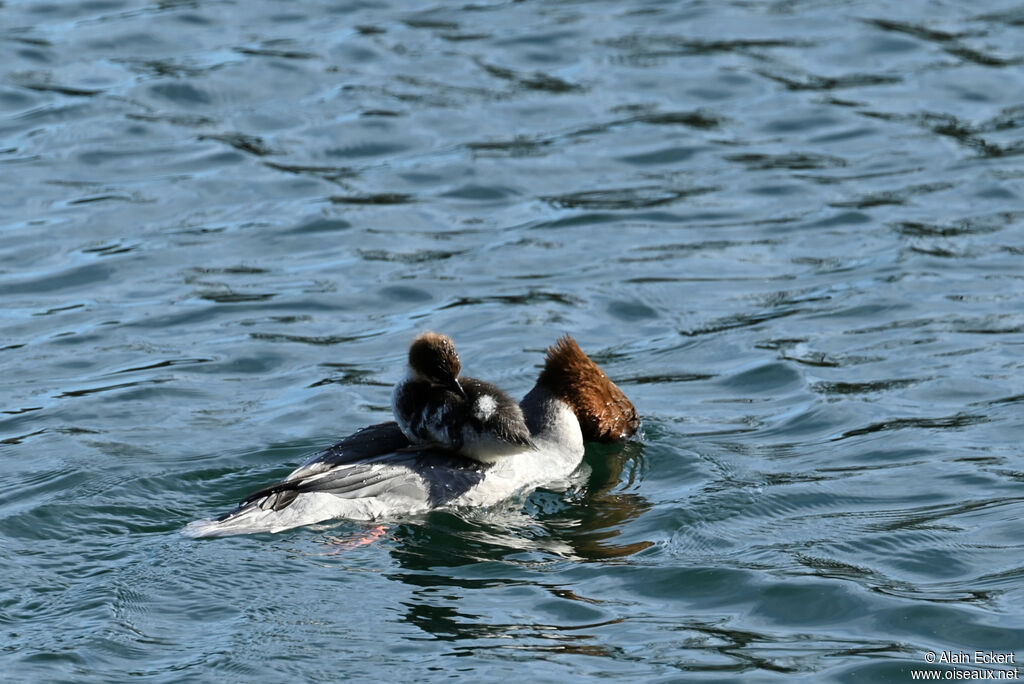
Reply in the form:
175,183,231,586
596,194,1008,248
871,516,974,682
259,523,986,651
2,0,1023,681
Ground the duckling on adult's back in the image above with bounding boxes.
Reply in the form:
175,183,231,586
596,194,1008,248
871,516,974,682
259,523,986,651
184,334,639,538
392,332,533,463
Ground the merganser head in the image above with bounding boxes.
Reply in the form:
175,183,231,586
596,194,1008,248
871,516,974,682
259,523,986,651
407,332,468,399
535,335,639,442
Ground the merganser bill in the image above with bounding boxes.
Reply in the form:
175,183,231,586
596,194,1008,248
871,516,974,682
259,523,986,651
184,335,639,538
392,331,534,463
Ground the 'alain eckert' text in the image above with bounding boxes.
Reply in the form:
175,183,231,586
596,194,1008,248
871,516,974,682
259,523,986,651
938,651,1016,665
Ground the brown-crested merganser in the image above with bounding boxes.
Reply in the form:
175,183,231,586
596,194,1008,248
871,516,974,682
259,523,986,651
184,335,639,537
392,332,534,463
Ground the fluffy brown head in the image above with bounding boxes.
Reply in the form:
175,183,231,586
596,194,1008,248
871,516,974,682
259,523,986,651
408,332,462,385
536,335,639,442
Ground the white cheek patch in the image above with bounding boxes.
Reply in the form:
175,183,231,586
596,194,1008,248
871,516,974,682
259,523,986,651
474,394,497,421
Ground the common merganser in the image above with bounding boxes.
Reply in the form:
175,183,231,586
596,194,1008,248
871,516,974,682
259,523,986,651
392,331,533,463
184,335,639,538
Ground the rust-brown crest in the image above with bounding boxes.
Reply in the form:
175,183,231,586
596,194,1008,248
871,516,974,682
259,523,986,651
536,335,639,442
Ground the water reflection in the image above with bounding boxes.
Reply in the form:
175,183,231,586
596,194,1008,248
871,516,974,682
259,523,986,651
387,441,650,568
369,441,651,645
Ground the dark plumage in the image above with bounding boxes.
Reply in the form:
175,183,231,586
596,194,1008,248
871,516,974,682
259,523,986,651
218,422,486,517
394,375,534,457
393,332,534,463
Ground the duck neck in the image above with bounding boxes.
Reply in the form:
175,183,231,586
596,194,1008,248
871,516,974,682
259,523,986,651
519,383,584,458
